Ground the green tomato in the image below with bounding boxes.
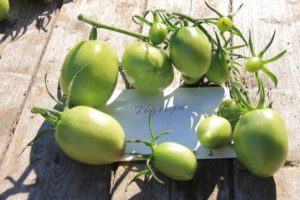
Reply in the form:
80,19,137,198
61,40,118,108
0,0,9,21
216,17,233,32
181,74,202,85
234,108,288,177
170,26,212,78
153,142,197,181
197,116,232,149
217,99,241,127
56,106,125,165
149,22,168,45
245,57,263,72
122,42,174,94
205,51,229,85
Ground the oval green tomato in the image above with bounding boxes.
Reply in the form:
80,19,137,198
149,22,168,45
122,42,174,94
245,57,263,72
56,106,125,165
0,0,9,21
170,26,212,78
234,108,288,177
216,17,233,32
153,142,197,181
197,116,232,149
60,40,118,108
205,51,229,85
218,99,241,127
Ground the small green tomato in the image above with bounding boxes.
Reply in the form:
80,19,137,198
153,142,198,181
245,57,263,72
149,22,168,45
197,116,232,149
217,99,241,127
216,17,233,32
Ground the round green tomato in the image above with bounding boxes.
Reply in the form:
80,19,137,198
60,40,118,108
234,108,288,177
217,99,241,127
149,22,168,45
216,17,233,32
0,0,9,21
153,142,197,181
205,51,229,85
245,57,263,72
197,116,232,149
56,106,125,165
181,74,202,85
122,42,174,94
170,26,212,78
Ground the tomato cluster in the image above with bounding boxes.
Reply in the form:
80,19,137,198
27,2,288,184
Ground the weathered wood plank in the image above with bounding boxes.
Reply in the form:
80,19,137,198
0,0,63,165
110,1,233,199
0,0,147,199
232,0,300,199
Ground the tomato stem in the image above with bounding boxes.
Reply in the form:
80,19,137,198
78,14,149,41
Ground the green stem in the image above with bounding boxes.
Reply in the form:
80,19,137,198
31,107,61,126
78,14,149,41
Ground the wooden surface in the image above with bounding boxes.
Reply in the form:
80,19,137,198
0,0,299,199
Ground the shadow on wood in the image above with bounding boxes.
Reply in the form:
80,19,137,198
0,0,71,43
234,160,277,200
110,160,234,200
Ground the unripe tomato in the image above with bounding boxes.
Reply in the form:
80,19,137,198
153,142,197,181
245,57,263,72
0,0,9,21
205,51,229,85
122,42,174,94
216,17,233,32
181,74,202,85
60,40,118,108
234,108,288,177
170,27,212,78
217,99,241,127
56,106,125,165
149,22,168,45
197,116,232,149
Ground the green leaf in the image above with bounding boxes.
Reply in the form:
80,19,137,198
153,130,173,141
89,26,97,40
127,169,149,187
228,3,244,18
261,66,278,86
258,30,276,57
248,30,255,57
132,15,153,26
126,139,152,147
146,158,165,184
263,50,287,64
205,1,223,17
231,25,247,45
44,73,64,106
225,44,247,51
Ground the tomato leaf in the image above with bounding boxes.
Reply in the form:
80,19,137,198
127,169,149,188
205,1,224,17
126,139,152,147
231,25,247,45
44,73,64,106
255,73,266,109
153,130,173,141
146,158,165,184
263,50,287,64
228,3,244,18
261,66,278,86
225,44,247,51
89,26,97,40
132,15,153,26
258,30,276,57
247,30,256,56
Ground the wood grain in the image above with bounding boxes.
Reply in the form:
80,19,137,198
0,0,146,199
0,0,63,166
232,0,300,199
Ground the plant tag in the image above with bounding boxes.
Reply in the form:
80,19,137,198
102,87,236,160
